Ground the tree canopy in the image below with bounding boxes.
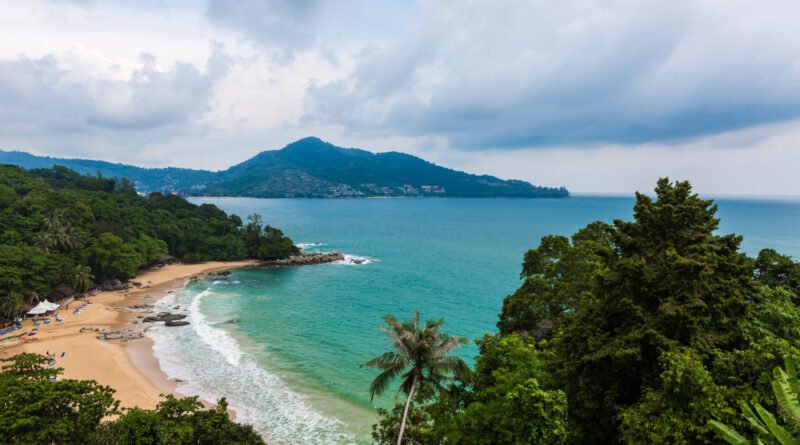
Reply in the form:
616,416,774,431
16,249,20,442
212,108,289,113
0,353,264,444
371,178,800,445
0,164,298,320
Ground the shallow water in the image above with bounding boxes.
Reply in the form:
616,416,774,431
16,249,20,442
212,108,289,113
147,196,800,444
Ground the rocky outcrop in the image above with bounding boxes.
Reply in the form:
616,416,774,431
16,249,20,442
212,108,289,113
143,312,187,323
165,320,190,327
255,252,345,268
97,328,145,341
101,279,128,291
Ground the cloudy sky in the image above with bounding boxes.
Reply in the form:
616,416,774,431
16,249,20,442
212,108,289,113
1,0,799,195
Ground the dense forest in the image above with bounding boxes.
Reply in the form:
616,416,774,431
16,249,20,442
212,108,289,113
368,179,800,444
0,164,298,320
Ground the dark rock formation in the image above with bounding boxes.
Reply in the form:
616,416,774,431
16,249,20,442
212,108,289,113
255,252,345,268
143,312,188,323
101,279,128,291
165,320,190,327
97,328,144,341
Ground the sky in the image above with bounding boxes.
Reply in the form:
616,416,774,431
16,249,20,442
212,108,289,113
1,0,799,195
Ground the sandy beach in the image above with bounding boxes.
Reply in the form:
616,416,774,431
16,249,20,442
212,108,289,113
0,261,255,410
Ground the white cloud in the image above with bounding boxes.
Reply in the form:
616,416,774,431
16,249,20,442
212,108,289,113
0,0,799,195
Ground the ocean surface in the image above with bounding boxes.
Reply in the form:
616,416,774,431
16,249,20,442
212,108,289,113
148,196,800,444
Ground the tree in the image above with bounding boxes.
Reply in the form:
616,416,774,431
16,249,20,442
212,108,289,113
86,233,144,280
755,248,800,296
35,209,82,252
709,356,800,444
474,178,800,444
90,395,265,444
0,354,119,444
0,290,24,321
0,354,264,445
363,311,471,445
429,334,568,445
73,264,94,293
546,179,756,443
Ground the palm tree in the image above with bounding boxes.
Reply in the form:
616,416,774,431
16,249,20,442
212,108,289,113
362,311,471,445
73,265,94,293
1,291,25,321
35,210,82,252
26,290,42,304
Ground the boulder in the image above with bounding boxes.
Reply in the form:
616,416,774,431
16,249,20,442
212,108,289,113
165,320,190,327
143,312,188,323
101,279,129,291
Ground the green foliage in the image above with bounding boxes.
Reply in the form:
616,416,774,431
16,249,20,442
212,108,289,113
363,311,471,445
0,354,264,445
90,395,264,444
372,388,437,445
459,178,800,444
73,264,94,292
0,164,297,319
429,334,568,445
709,356,800,445
87,233,146,280
0,353,120,444
244,214,300,260
755,248,800,296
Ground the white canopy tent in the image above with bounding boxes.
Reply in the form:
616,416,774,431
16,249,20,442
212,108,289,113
27,300,60,315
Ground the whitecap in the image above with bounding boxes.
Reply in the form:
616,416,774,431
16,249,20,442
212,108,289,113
296,242,325,250
337,254,376,266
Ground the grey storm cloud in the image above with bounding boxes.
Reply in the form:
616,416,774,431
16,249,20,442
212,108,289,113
206,0,328,56
0,44,231,139
303,0,800,149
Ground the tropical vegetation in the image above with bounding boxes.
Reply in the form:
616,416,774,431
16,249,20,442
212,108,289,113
363,311,471,445
0,164,298,321
368,178,800,444
0,353,264,444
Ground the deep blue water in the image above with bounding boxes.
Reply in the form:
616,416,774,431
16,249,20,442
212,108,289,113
148,196,800,444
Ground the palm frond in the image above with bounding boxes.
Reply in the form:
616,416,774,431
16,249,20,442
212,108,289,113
369,363,405,400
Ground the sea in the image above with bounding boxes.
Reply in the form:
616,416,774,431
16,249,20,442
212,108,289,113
146,196,800,444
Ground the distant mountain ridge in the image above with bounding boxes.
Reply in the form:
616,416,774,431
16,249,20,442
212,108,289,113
0,137,569,198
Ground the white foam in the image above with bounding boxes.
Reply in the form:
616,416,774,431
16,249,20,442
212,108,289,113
296,242,325,250
337,254,376,266
187,288,241,366
149,283,358,445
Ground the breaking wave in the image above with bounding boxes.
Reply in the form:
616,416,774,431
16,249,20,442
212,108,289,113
149,283,358,445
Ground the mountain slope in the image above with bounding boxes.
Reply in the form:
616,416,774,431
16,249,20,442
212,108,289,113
0,150,214,193
205,137,569,198
0,138,569,198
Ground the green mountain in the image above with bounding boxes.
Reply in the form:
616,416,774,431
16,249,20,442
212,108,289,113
0,137,569,198
0,150,214,194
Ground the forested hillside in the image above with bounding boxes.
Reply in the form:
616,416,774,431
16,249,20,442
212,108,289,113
0,137,569,198
204,137,569,198
0,165,297,320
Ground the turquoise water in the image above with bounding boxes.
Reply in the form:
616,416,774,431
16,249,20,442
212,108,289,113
150,196,800,444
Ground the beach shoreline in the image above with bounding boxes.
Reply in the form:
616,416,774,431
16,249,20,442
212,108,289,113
0,260,255,410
